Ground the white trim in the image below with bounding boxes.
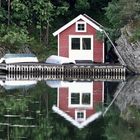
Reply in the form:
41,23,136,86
57,88,60,107
76,21,87,32
102,82,104,102
69,35,93,61
58,34,60,56
75,110,86,121
53,14,103,36
103,41,105,63
69,92,92,108
52,105,102,129
69,35,93,50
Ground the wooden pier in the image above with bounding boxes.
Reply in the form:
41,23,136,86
0,62,126,81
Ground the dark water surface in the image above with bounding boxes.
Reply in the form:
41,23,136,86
0,75,140,140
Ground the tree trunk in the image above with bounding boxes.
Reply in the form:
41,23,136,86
40,27,42,43
39,20,42,43
44,23,49,47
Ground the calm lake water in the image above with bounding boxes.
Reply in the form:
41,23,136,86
0,74,140,140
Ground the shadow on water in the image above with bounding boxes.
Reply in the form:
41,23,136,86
0,74,140,139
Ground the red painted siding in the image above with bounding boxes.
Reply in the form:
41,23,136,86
86,109,96,117
59,88,68,110
58,82,104,120
94,39,103,62
93,81,103,102
59,87,75,118
59,33,69,57
58,19,103,62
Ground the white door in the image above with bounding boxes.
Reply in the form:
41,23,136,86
69,35,93,61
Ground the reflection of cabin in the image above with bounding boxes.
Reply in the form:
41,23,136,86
53,14,104,62
52,81,104,128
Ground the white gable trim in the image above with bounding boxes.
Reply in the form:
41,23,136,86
53,14,103,36
52,105,102,129
102,82,104,102
58,34,60,55
57,88,60,107
102,41,105,63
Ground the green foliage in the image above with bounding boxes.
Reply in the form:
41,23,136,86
4,97,29,112
0,0,68,51
105,0,140,42
119,0,140,23
0,7,7,22
105,0,140,28
104,0,122,28
104,105,140,140
11,0,30,26
0,24,33,51
130,28,140,42
33,0,54,24
75,0,90,11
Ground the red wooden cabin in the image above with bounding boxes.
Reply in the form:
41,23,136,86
53,14,104,63
50,81,104,128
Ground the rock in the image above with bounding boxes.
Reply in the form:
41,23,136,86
0,46,7,58
115,76,140,120
17,45,32,54
116,26,140,73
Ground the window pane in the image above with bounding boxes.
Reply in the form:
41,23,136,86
82,93,90,105
71,38,80,50
78,24,85,31
77,112,84,118
71,93,80,104
82,38,91,50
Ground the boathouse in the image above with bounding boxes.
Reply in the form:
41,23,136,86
50,81,104,128
53,14,104,63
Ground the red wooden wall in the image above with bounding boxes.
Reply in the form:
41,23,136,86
58,20,103,62
58,81,103,120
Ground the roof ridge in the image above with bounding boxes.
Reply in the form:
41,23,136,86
53,14,103,36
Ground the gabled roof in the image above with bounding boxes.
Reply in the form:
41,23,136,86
53,14,103,36
52,105,102,129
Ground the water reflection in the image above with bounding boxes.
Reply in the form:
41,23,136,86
1,74,140,139
0,80,37,90
46,80,104,129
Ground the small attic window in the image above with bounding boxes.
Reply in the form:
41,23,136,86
76,22,86,32
75,110,86,121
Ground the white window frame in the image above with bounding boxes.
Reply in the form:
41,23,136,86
75,110,86,121
69,35,93,50
76,21,87,32
69,92,92,108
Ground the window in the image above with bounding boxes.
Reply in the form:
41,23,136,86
77,112,84,119
71,37,91,50
71,93,80,104
77,24,85,31
76,22,86,32
75,110,86,121
82,38,91,50
70,92,91,106
71,38,80,50
82,93,90,105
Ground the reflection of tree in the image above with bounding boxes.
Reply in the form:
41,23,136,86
39,112,105,140
0,81,54,139
0,81,107,139
105,76,140,140
104,104,140,140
